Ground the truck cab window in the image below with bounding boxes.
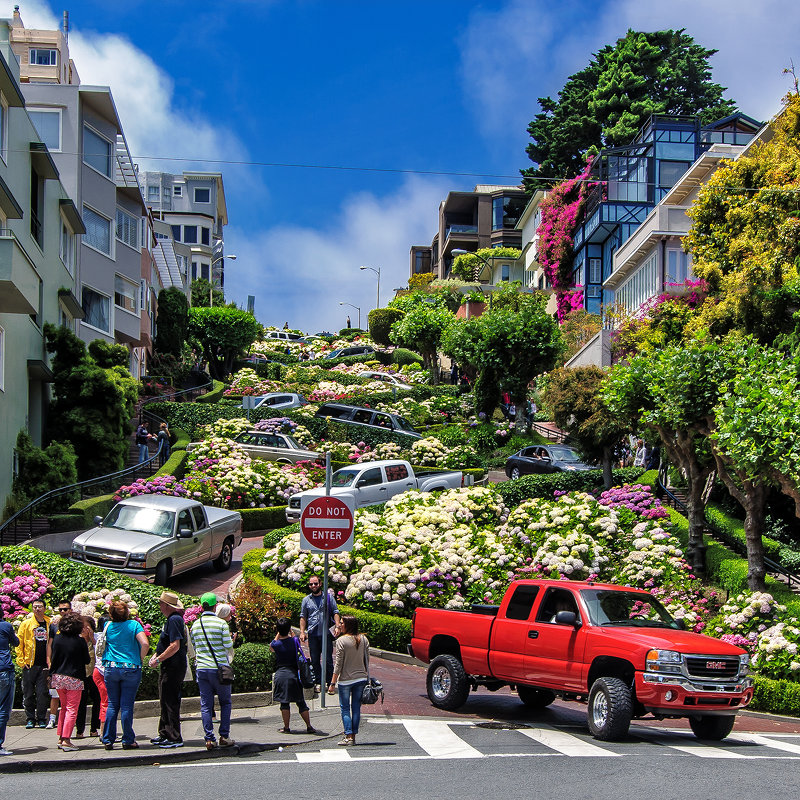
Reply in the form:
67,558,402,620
537,589,579,623
505,585,539,620
177,509,194,533
358,467,383,487
190,506,206,530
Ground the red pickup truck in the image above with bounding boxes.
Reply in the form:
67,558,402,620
410,579,753,741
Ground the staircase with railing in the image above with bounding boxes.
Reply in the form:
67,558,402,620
657,465,800,591
0,378,212,547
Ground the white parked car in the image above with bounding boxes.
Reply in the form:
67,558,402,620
240,392,307,411
233,430,320,464
357,370,413,390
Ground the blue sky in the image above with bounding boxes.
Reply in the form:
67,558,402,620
5,0,799,332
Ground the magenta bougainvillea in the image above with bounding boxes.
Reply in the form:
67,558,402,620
537,159,601,320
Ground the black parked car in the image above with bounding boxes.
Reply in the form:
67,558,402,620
504,445,595,479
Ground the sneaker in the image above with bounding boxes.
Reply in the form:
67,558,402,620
37,722,47,729
149,736,166,745
122,742,140,750
25,721,35,730
45,717,56,729
219,737,235,747
60,744,79,752
205,740,217,751
337,736,354,746
159,740,184,749
0,747,13,756
90,730,100,738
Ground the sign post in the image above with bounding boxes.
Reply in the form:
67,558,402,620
299,453,355,707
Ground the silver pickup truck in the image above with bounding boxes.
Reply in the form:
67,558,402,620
286,459,472,522
70,495,243,586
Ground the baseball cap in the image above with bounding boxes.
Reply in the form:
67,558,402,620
200,592,217,608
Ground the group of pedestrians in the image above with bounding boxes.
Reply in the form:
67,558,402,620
135,421,172,466
0,578,377,757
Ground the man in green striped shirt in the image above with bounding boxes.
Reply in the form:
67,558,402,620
190,593,234,750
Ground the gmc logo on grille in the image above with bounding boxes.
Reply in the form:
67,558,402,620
705,661,727,670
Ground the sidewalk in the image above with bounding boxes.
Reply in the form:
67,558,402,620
0,691,344,774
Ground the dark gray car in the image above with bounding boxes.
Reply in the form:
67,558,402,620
504,444,595,479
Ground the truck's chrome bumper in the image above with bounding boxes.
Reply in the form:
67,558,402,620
641,673,753,693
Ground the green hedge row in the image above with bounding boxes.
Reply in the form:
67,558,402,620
751,675,800,716
240,506,289,532
0,545,197,624
196,380,226,403
242,549,412,653
495,468,646,507
69,494,116,527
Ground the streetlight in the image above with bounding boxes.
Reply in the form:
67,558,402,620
339,302,361,329
359,265,381,309
209,254,236,307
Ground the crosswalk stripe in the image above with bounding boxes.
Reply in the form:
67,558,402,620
401,720,483,759
296,748,353,763
517,725,620,757
650,739,747,759
729,733,800,755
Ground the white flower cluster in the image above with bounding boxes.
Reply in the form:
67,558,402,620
410,437,449,466
534,530,609,579
201,417,253,440
617,524,685,585
71,589,138,619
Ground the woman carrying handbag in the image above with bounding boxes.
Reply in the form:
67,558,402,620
327,615,369,746
269,618,319,735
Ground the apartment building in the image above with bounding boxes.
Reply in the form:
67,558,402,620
8,9,150,373
410,184,526,281
0,20,86,509
140,170,228,290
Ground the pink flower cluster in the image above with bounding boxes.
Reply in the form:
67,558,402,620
1,563,51,619
114,475,189,502
599,484,668,520
720,633,755,653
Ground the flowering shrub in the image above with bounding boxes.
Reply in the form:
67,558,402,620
253,417,316,448
71,588,140,620
712,591,787,640
114,475,189,501
534,530,609,580
209,461,323,508
223,368,282,397
752,622,800,680
357,442,404,462
186,438,250,472
616,522,691,588
201,417,253,440
307,381,356,402
315,440,357,462
1,562,52,618
598,484,669,521
410,437,448,466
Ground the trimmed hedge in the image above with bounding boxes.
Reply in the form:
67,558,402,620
495,468,646,507
48,513,85,532
751,675,800,716
196,380,226,403
69,494,116,527
242,549,412,652
0,544,196,624
153,447,190,480
240,506,289,532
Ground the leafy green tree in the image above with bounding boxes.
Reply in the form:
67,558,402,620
685,94,800,342
88,340,129,369
603,340,723,576
451,247,521,282
543,367,629,488
368,308,405,346
522,29,736,191
389,305,455,384
190,278,223,308
155,287,190,358
44,325,139,480
187,307,261,380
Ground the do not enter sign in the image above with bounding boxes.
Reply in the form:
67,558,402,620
300,495,355,553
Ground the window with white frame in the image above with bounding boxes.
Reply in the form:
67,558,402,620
28,108,62,151
173,185,182,196
83,206,112,255
30,48,58,66
81,286,110,332
148,185,160,200
115,208,139,250
194,187,210,203
183,225,198,244
588,258,602,284
114,275,137,314
83,126,112,177
617,251,659,315
666,248,694,284
59,217,75,274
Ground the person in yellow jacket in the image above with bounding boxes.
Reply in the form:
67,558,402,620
16,600,51,728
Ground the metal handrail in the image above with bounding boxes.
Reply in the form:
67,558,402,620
530,421,568,443
138,378,213,425
0,440,166,546
657,468,800,590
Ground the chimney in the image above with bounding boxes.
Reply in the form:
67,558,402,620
63,10,69,43
11,5,23,27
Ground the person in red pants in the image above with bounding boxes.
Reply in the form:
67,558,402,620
49,612,89,751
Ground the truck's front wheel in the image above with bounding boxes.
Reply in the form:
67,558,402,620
426,655,469,710
587,677,632,741
689,715,736,741
155,560,170,586
517,686,556,709
213,539,234,572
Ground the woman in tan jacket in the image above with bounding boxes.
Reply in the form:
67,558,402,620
327,616,369,746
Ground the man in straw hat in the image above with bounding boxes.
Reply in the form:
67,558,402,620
148,591,187,748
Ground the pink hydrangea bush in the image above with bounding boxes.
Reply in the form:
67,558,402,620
1,562,52,619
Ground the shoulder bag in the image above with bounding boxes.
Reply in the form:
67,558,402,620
199,617,234,685
359,637,384,705
294,637,316,688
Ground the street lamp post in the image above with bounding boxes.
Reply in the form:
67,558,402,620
339,301,361,329
359,265,381,309
209,254,237,307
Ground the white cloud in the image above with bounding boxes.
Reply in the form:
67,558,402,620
224,176,448,333
460,0,800,146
